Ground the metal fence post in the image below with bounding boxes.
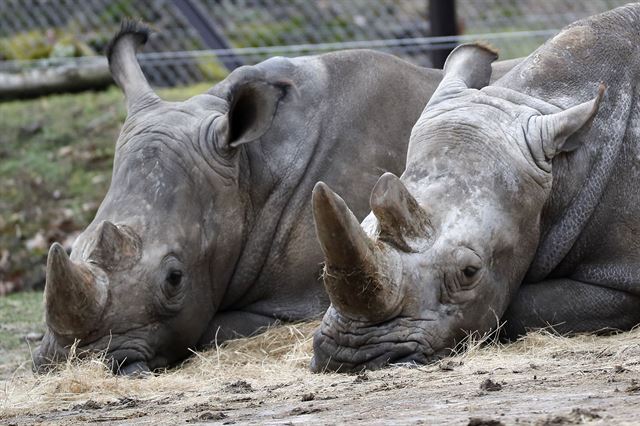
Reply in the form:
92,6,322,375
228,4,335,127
429,0,457,68
171,0,244,71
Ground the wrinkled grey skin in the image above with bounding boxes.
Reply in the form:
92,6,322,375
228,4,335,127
32,21,520,374
312,4,640,373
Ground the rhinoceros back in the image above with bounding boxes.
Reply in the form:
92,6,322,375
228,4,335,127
495,4,640,286
210,50,442,318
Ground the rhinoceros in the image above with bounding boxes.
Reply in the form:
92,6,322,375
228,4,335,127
33,20,518,374
311,4,640,373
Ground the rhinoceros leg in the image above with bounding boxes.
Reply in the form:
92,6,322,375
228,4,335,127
502,279,640,339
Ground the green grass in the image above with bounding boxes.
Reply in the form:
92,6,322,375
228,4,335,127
0,291,43,377
0,291,43,350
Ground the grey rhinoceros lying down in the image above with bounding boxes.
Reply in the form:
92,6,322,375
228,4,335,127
311,4,640,373
33,20,518,374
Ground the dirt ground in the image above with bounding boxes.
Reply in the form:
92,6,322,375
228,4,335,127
1,320,640,425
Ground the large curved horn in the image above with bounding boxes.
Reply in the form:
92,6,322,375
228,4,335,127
106,19,159,112
45,243,108,338
312,182,404,322
370,173,431,252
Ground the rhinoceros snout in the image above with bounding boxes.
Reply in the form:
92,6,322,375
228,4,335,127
310,309,441,373
310,340,433,373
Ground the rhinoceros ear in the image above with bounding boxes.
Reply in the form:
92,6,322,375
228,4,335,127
217,80,290,148
428,43,498,106
527,84,604,168
106,19,159,112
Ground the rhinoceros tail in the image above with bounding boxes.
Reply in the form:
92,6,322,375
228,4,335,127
105,19,151,61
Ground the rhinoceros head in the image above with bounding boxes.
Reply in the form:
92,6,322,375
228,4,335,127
34,21,290,374
311,43,603,372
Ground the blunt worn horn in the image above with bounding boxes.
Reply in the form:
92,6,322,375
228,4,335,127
370,173,431,252
106,19,158,111
312,182,404,322
88,220,141,271
45,243,108,338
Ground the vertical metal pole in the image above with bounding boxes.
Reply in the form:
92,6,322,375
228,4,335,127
171,0,244,71
429,0,458,68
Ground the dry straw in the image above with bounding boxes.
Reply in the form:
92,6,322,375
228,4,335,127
2,320,639,419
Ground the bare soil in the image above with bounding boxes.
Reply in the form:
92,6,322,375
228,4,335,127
1,322,640,425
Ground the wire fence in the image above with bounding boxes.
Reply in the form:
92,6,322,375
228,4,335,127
0,0,632,87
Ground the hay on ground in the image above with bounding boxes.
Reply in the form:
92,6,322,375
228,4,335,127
1,321,639,419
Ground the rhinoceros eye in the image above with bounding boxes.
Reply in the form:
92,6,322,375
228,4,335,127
166,269,183,287
453,247,482,288
462,265,479,278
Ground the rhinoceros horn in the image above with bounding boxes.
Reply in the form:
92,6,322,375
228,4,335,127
106,19,158,112
45,243,108,338
370,173,431,252
88,221,141,271
312,182,404,322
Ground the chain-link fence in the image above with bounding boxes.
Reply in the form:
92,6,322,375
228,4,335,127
0,0,632,87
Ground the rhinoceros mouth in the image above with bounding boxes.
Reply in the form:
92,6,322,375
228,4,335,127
33,340,156,375
310,307,446,373
32,327,160,375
